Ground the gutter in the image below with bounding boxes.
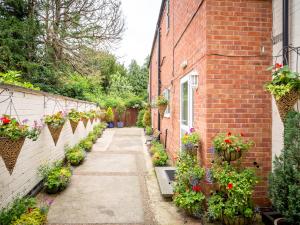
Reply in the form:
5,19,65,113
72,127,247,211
282,0,289,65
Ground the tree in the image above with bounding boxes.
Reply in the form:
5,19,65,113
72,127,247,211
109,72,133,97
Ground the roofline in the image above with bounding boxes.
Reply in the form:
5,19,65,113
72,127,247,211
148,0,166,68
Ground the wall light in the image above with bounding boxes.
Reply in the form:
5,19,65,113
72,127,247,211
189,72,199,90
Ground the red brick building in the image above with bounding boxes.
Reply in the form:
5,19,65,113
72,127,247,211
149,0,272,205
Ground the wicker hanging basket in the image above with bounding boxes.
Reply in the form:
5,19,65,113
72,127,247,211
81,118,89,128
158,104,168,118
0,137,25,174
69,120,79,134
275,89,300,121
220,150,242,163
47,124,64,145
90,118,94,124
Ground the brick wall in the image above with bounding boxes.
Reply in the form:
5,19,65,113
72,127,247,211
0,85,99,208
149,0,272,205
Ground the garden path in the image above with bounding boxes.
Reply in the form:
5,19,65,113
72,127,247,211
46,128,200,225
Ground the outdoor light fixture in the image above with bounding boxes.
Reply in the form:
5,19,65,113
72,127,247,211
189,72,199,90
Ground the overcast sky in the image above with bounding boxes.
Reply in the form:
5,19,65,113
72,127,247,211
114,0,161,67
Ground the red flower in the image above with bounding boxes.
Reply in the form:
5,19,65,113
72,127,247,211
227,183,233,190
275,63,283,69
225,139,232,144
192,185,201,192
240,133,245,137
227,132,231,136
1,117,11,125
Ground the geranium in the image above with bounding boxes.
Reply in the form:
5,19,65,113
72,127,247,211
227,132,231,136
224,139,232,144
192,185,201,192
227,183,233,190
1,117,11,124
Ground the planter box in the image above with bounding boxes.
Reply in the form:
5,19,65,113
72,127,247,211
154,167,175,198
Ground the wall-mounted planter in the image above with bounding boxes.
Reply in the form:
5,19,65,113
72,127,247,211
158,104,167,118
0,137,25,174
90,118,94,124
81,118,88,128
47,124,64,145
69,120,79,134
276,89,300,121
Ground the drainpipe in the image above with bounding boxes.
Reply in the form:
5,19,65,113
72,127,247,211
157,26,161,132
283,0,289,65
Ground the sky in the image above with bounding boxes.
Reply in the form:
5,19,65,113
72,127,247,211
114,0,162,67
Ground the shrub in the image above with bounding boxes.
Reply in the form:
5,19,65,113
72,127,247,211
269,111,300,224
12,208,47,225
79,139,93,152
142,110,151,127
152,149,168,166
0,197,36,225
106,107,114,122
65,145,85,166
145,126,153,135
136,109,145,127
149,141,163,155
116,101,126,122
173,153,205,217
39,161,72,194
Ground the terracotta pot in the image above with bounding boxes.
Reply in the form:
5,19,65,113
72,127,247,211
275,88,300,121
0,137,25,174
158,104,168,118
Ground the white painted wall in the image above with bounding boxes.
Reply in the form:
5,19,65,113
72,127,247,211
0,84,99,208
272,0,300,161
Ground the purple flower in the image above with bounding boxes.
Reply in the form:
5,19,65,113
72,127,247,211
46,198,54,206
22,119,29,124
190,127,195,133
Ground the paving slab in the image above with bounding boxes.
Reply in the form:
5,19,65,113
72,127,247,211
47,175,144,224
76,152,137,173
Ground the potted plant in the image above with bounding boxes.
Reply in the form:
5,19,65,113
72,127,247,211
80,111,89,128
181,128,200,155
106,107,114,128
156,95,168,118
65,145,86,166
265,63,300,120
79,138,93,152
208,162,258,225
38,161,72,194
88,110,97,124
0,115,40,174
68,109,81,133
116,102,126,128
143,109,151,128
212,132,253,163
173,153,205,218
44,111,66,145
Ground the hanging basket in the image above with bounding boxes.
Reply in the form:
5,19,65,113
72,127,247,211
0,137,25,174
158,104,168,118
47,124,64,145
275,89,300,121
219,150,242,163
69,120,79,134
81,118,88,128
90,118,94,124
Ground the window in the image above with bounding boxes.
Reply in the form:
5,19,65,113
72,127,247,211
166,0,170,32
163,88,171,117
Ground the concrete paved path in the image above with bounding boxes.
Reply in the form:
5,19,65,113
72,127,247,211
46,128,200,225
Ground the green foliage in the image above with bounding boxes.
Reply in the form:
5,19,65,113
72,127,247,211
173,153,205,216
142,110,151,127
116,101,126,122
109,72,133,98
0,197,36,225
156,95,168,106
181,129,200,145
65,145,85,166
106,107,114,122
124,95,145,109
265,65,300,100
68,109,81,122
12,208,47,225
145,126,153,136
269,111,300,224
152,149,168,166
0,115,40,140
44,112,66,128
39,161,72,194
208,162,258,221
136,109,146,127
0,71,40,90
212,132,253,154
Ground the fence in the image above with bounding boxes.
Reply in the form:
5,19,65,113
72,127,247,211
0,84,99,208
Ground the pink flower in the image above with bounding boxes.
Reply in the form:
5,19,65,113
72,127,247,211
190,128,195,133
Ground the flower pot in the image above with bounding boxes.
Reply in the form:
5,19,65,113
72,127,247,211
47,124,64,145
117,121,124,128
90,118,94,124
81,118,89,128
107,122,114,128
275,88,300,121
69,120,79,134
222,215,253,225
0,137,25,174
158,104,168,118
220,150,242,162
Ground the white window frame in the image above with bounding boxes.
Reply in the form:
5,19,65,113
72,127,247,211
163,88,171,118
